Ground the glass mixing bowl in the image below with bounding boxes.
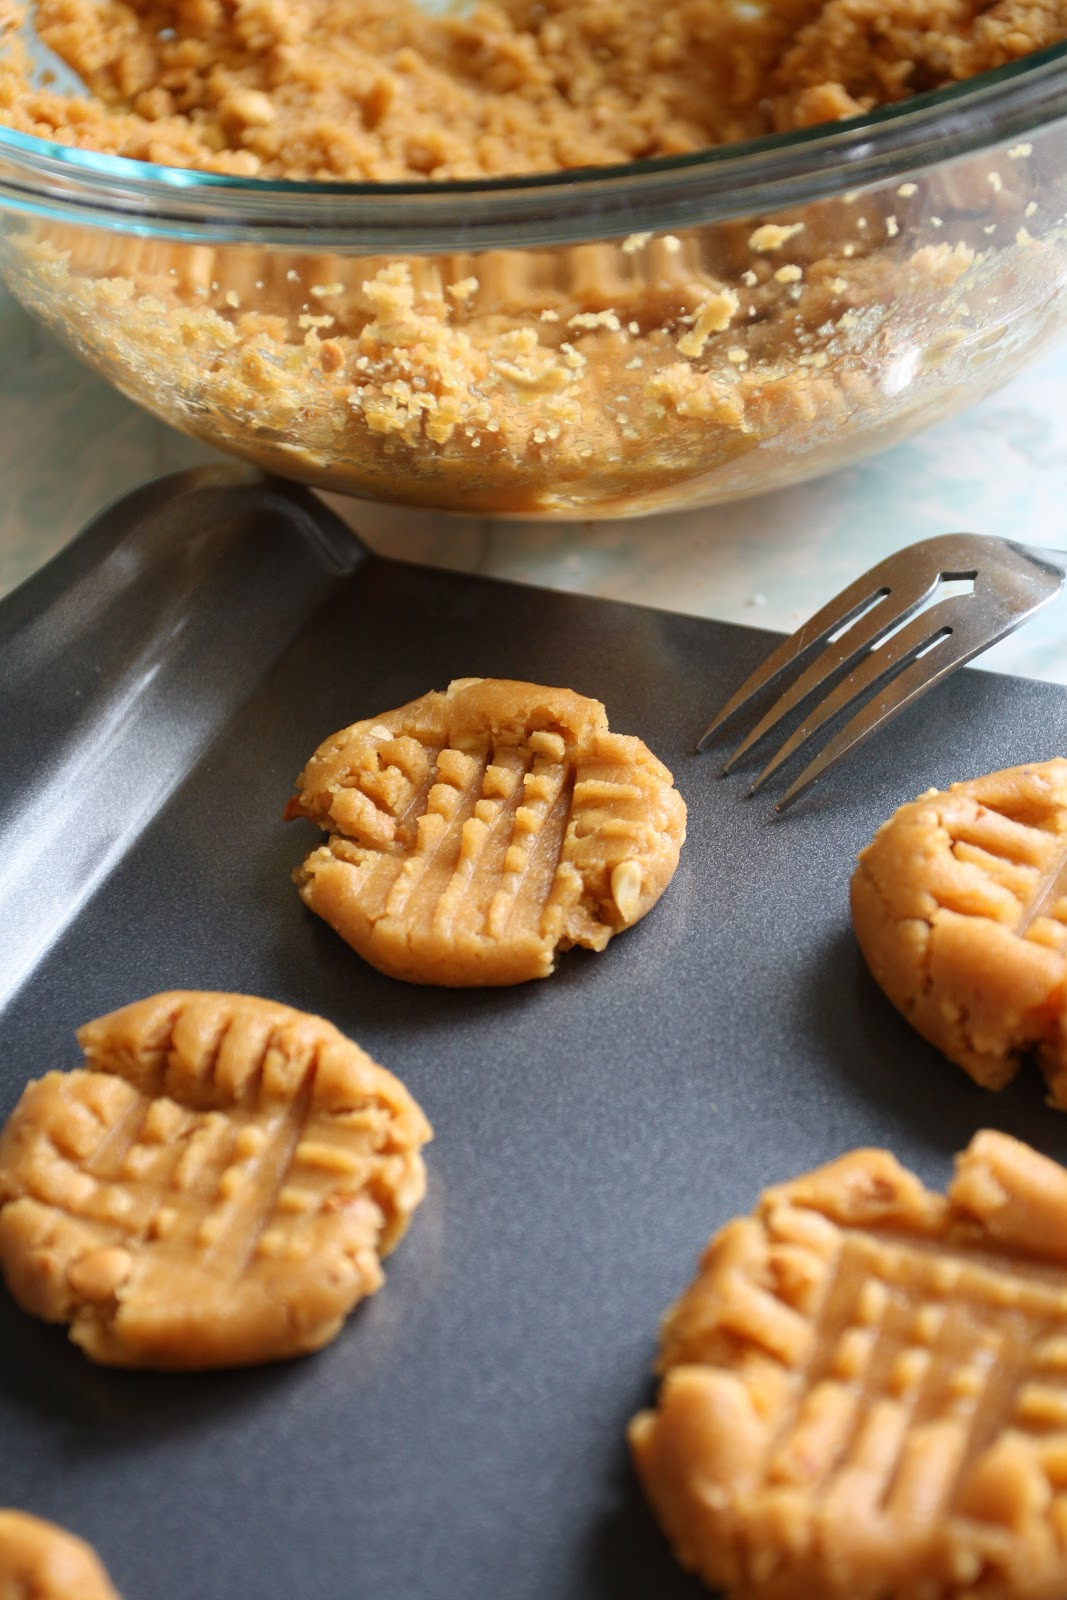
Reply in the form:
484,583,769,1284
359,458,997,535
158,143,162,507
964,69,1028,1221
1,43,1067,518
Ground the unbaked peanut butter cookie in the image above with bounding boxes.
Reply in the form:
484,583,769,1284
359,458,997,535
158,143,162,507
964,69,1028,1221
630,1130,1067,1600
285,678,687,985
0,992,431,1369
0,1510,121,1600
851,759,1067,1104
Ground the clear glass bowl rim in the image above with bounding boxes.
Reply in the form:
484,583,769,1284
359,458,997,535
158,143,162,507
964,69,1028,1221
1,39,1066,249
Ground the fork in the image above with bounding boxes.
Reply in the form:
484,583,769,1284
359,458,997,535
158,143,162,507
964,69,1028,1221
696,533,1067,811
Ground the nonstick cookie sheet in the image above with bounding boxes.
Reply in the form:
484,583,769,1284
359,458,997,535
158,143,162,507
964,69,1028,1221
2,467,1067,1600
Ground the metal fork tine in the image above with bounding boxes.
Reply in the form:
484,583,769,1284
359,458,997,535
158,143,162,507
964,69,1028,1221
750,600,960,795
696,544,946,752
774,640,979,812
773,573,1065,810
720,586,932,775
698,531,1067,811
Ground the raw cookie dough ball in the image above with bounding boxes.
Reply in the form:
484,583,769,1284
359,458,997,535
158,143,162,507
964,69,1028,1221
285,678,687,985
630,1130,1067,1600
0,992,431,1368
850,758,1067,1103
0,1510,121,1600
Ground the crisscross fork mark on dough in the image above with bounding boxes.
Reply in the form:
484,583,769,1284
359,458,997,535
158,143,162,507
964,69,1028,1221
82,1091,160,1187
193,1074,314,1276
373,742,494,924
314,729,441,860
24,1029,323,1283
365,737,579,943
24,1080,195,1240
944,804,1067,938
758,1230,1063,1523
126,1056,320,1277
440,743,538,939
1017,839,1067,937
566,765,656,874
364,735,443,848
69,1018,179,1183
485,751,575,942
94,1013,274,1260
568,770,650,859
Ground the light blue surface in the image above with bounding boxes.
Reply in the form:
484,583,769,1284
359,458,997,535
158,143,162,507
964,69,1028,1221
3,280,1067,684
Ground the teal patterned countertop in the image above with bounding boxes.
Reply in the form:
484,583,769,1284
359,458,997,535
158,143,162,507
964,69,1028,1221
3,279,1067,685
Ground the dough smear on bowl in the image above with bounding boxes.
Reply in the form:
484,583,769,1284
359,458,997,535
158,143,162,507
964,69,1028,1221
285,678,687,986
851,757,1067,1104
631,1130,1067,1599
0,991,431,1368
0,1510,122,1600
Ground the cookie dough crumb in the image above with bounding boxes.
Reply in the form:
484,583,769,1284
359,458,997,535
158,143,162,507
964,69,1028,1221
676,289,739,356
748,223,806,253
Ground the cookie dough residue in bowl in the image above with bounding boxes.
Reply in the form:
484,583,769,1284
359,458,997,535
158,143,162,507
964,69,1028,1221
2,0,1066,179
2,0,1066,516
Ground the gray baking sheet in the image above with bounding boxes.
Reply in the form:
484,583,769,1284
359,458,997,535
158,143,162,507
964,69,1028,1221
2,467,1067,1600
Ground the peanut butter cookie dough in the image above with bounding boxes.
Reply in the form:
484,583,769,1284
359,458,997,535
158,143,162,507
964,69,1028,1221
851,758,1067,1105
0,1511,121,1600
0,991,432,1368
2,0,1065,179
285,678,687,986
630,1131,1067,1600
1,0,1064,517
